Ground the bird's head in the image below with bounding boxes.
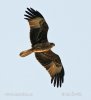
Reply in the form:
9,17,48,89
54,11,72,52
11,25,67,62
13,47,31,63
50,43,55,47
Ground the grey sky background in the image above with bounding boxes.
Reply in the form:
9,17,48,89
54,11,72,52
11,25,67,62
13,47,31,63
0,0,91,100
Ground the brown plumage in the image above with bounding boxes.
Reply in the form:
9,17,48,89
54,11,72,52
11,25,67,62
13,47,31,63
20,42,55,57
19,7,65,87
35,50,64,87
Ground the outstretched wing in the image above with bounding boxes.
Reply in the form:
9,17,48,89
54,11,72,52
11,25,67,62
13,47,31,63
24,7,49,47
35,50,65,87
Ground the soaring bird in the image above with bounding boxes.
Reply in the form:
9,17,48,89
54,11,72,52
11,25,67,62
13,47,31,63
19,7,65,87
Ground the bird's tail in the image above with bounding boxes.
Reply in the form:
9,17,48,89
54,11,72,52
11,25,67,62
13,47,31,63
19,48,33,57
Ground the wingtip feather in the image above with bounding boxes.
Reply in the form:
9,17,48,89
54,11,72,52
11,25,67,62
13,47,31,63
24,7,44,20
51,67,65,88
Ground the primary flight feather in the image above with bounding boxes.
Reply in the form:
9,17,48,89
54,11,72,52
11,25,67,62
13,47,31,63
24,7,49,47
20,7,65,88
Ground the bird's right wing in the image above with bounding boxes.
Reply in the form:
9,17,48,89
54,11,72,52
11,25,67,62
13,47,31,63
24,7,49,46
35,50,65,87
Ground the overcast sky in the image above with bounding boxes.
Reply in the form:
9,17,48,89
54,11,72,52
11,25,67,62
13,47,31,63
0,0,91,100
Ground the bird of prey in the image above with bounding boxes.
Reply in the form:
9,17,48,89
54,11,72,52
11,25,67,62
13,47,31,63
19,7,65,87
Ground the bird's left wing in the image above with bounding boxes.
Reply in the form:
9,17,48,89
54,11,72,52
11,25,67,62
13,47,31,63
24,7,49,46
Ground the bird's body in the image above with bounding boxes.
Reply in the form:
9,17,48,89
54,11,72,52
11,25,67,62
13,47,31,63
20,7,65,87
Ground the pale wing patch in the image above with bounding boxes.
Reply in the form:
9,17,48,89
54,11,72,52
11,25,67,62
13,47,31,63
29,17,44,28
48,62,62,77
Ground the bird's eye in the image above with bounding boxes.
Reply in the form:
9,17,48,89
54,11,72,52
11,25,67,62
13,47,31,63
39,20,44,25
